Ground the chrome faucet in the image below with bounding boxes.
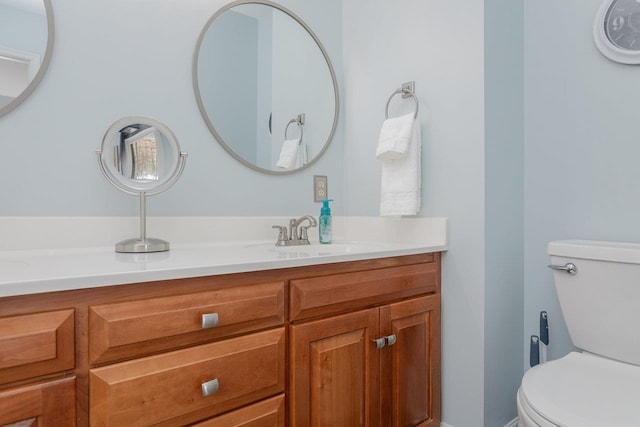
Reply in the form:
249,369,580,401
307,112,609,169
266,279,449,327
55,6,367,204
272,215,317,246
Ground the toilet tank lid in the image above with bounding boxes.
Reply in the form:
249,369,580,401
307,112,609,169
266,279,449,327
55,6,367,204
548,240,640,264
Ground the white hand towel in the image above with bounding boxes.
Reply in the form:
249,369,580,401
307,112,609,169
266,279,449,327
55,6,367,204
297,140,308,168
376,112,415,160
276,138,301,170
379,120,421,216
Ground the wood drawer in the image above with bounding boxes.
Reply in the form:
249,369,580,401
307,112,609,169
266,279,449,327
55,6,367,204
89,281,284,364
191,394,285,427
0,309,75,385
89,327,285,427
290,261,439,321
0,376,76,426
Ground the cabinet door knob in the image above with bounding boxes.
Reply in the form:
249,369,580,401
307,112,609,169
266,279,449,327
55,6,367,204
201,378,219,397
202,313,219,329
372,337,386,349
385,334,397,346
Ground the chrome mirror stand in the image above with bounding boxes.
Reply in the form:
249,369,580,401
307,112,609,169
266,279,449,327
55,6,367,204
115,192,169,253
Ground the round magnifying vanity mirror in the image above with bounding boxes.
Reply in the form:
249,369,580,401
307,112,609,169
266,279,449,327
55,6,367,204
96,116,187,253
0,0,54,117
193,0,339,174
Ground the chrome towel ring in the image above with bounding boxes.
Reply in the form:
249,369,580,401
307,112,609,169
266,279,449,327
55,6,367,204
385,86,419,119
285,113,305,142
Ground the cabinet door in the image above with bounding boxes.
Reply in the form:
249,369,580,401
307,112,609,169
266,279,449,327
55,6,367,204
380,295,441,427
290,309,380,427
0,376,76,427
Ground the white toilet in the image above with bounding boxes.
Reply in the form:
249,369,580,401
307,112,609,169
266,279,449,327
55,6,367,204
517,240,640,427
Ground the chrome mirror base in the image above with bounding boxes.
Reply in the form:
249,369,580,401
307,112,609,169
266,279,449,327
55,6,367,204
116,237,170,253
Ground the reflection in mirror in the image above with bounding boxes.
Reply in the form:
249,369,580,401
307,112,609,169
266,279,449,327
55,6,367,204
0,0,54,116
97,116,187,253
116,125,161,182
194,0,339,174
99,118,186,194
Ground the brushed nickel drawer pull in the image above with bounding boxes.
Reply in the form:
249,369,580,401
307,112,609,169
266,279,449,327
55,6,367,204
385,334,397,346
372,337,386,349
201,378,219,397
201,313,219,329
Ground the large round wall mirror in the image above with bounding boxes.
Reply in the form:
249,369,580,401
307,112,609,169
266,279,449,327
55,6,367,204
96,116,187,253
0,0,54,117
193,0,339,174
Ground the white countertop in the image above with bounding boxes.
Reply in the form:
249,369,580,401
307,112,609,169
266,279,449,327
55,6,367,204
0,240,446,297
0,216,448,297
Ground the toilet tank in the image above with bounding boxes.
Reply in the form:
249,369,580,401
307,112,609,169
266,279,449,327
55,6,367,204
548,240,640,366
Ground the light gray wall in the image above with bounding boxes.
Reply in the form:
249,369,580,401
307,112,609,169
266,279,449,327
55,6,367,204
484,0,524,426
0,0,344,217
342,1,487,426
524,0,640,365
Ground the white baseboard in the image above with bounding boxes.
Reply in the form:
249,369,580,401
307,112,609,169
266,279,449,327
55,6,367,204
441,417,519,427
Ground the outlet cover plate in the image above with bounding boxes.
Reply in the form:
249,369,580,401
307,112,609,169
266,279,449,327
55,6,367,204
314,175,328,202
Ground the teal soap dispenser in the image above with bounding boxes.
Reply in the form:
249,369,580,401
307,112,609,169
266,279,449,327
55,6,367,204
319,199,333,244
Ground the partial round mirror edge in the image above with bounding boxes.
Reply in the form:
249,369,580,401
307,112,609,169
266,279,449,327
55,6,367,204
0,0,55,118
192,0,339,175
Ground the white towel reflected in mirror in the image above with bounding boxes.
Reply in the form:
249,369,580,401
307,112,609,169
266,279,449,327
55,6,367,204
276,138,307,170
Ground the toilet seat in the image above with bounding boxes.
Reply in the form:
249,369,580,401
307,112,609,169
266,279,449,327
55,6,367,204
517,387,556,427
519,352,640,427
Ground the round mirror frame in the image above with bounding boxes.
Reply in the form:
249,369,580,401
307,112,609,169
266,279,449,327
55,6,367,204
97,115,187,196
192,0,339,175
0,0,55,118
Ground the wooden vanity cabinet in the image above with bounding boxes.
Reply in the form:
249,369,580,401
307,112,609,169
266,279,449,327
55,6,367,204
87,281,286,427
0,376,76,426
88,281,285,365
290,308,381,425
0,309,75,386
90,328,285,426
191,395,285,427
0,252,440,427
379,296,441,427
0,309,76,427
289,254,441,427
0,276,286,427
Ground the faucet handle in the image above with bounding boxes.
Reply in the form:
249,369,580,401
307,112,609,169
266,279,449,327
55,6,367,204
299,226,311,243
272,225,288,246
